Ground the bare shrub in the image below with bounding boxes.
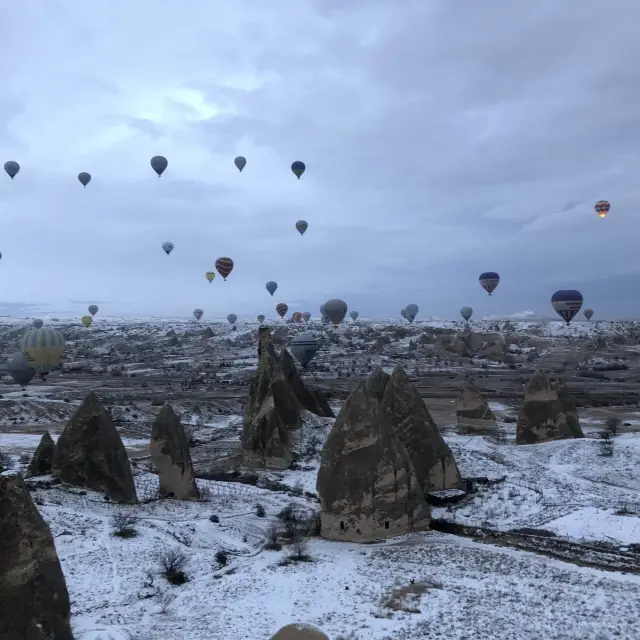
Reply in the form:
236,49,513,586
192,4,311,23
264,522,282,551
606,416,622,437
157,547,189,585
255,502,266,517
155,589,176,613
215,550,228,567
288,537,312,562
111,511,138,538
0,450,14,471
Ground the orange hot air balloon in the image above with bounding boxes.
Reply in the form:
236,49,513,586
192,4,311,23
595,200,610,219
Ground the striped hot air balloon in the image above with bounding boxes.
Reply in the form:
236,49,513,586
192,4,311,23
276,303,289,319
479,272,500,295
215,257,234,280
20,327,65,379
551,290,583,325
595,200,610,219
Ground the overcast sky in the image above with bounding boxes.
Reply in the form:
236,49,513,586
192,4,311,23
1,0,639,321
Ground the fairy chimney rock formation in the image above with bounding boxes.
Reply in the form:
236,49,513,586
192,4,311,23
26,431,56,478
52,391,137,502
270,623,331,640
456,378,497,434
243,327,333,468
555,379,584,438
516,372,584,444
382,365,462,492
317,367,430,542
0,472,74,640
150,404,199,500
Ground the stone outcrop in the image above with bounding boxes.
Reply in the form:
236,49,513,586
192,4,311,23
317,368,430,542
555,379,584,438
456,378,497,434
0,472,74,640
202,326,214,339
381,365,462,492
243,328,333,468
26,431,56,478
516,372,585,444
52,391,137,502
150,404,199,500
270,623,330,640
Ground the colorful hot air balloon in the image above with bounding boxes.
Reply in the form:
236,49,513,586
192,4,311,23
350,311,359,322
32,319,43,329
205,271,216,283
7,352,36,387
289,333,319,367
257,314,266,323
296,220,308,235
234,156,247,172
302,312,311,323
266,281,278,296
595,200,610,219
150,155,168,177
479,272,500,295
324,299,348,326
405,304,419,323
292,311,303,323
81,315,93,327
460,306,473,322
215,257,234,280
551,290,584,325
162,241,174,255
88,305,98,316
78,172,91,187
4,161,20,179
276,303,289,319
193,309,203,321
20,328,65,379
227,313,237,325
291,161,306,179
584,308,594,321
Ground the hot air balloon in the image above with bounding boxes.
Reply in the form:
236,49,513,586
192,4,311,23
401,308,407,320
88,305,98,316
7,352,36,387
479,272,500,295
4,161,19,179
234,156,247,172
584,308,594,321
460,306,473,322
276,303,289,319
296,220,308,236
227,313,237,325
289,333,319,367
81,315,93,327
193,309,203,321
405,304,419,323
162,241,174,255
150,155,168,177
32,319,43,329
257,314,266,323
551,290,583,324
215,257,234,280
324,299,347,326
292,311,303,323
350,310,359,322
291,161,306,179
595,200,610,220
320,304,326,317
20,327,65,380
205,271,216,283
266,281,278,296
321,314,330,324
78,172,91,187
302,312,311,323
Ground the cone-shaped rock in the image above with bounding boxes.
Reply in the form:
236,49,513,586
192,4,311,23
168,334,181,347
516,372,584,444
52,391,137,502
150,404,199,500
243,328,333,468
555,379,584,438
26,431,56,478
0,472,74,640
202,326,214,339
317,368,430,542
381,365,462,492
270,623,330,640
456,377,497,434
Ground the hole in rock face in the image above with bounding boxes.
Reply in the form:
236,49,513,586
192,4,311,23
340,521,345,530
385,521,389,529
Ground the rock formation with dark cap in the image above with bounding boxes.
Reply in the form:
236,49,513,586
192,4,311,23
150,404,199,500
0,472,75,640
270,623,330,640
26,431,56,478
243,327,333,468
456,377,497,434
52,391,137,502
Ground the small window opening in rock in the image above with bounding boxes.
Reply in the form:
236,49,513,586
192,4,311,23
385,521,389,529
356,529,361,534
340,521,345,530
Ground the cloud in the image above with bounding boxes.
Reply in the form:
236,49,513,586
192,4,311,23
0,0,639,320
